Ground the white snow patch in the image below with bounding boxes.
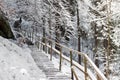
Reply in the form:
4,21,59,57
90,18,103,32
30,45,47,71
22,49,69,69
0,36,47,80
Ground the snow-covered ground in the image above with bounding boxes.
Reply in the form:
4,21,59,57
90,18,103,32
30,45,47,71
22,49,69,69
0,36,47,80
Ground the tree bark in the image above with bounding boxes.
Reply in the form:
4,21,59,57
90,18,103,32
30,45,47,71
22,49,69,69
77,8,81,64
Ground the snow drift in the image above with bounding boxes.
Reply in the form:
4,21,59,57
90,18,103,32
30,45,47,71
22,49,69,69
0,36,46,80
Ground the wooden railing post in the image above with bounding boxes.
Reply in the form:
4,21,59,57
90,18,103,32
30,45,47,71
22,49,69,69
37,37,40,50
72,67,79,80
39,42,41,50
31,31,33,42
59,46,62,71
45,38,48,53
37,41,39,49
42,37,45,51
70,50,74,80
84,56,88,80
50,41,53,61
35,38,39,49
45,37,47,53
40,39,43,50
97,74,101,80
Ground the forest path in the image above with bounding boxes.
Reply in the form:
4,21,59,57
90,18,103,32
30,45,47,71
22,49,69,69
30,46,71,80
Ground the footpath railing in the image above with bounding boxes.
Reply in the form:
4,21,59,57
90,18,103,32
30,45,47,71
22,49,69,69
35,37,107,80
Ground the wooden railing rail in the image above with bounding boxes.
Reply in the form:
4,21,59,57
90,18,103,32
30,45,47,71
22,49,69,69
37,37,107,80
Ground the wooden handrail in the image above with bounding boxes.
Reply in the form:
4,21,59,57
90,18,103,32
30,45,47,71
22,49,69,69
84,54,107,80
39,37,107,80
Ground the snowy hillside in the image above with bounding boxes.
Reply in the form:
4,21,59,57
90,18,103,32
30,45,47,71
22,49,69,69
0,0,120,79
0,37,46,80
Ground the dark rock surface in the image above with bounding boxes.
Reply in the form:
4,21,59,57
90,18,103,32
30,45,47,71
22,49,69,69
0,9,14,39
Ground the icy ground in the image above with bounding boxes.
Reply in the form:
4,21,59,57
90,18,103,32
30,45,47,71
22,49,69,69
0,36,47,80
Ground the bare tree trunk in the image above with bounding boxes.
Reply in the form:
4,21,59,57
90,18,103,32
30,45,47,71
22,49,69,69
94,23,99,67
42,27,46,51
105,0,112,79
48,5,52,53
77,8,81,64
55,13,61,51
49,6,52,39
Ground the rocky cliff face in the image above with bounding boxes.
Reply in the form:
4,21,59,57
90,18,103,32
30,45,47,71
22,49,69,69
0,10,14,39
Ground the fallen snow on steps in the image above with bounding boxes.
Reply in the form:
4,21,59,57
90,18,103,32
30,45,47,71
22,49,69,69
41,50,97,80
0,36,47,80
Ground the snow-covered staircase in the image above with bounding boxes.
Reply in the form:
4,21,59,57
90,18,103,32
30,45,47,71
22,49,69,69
25,36,108,80
30,46,71,80
37,37,107,80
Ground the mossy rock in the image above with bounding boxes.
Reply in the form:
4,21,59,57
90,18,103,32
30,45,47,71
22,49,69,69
0,10,14,39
